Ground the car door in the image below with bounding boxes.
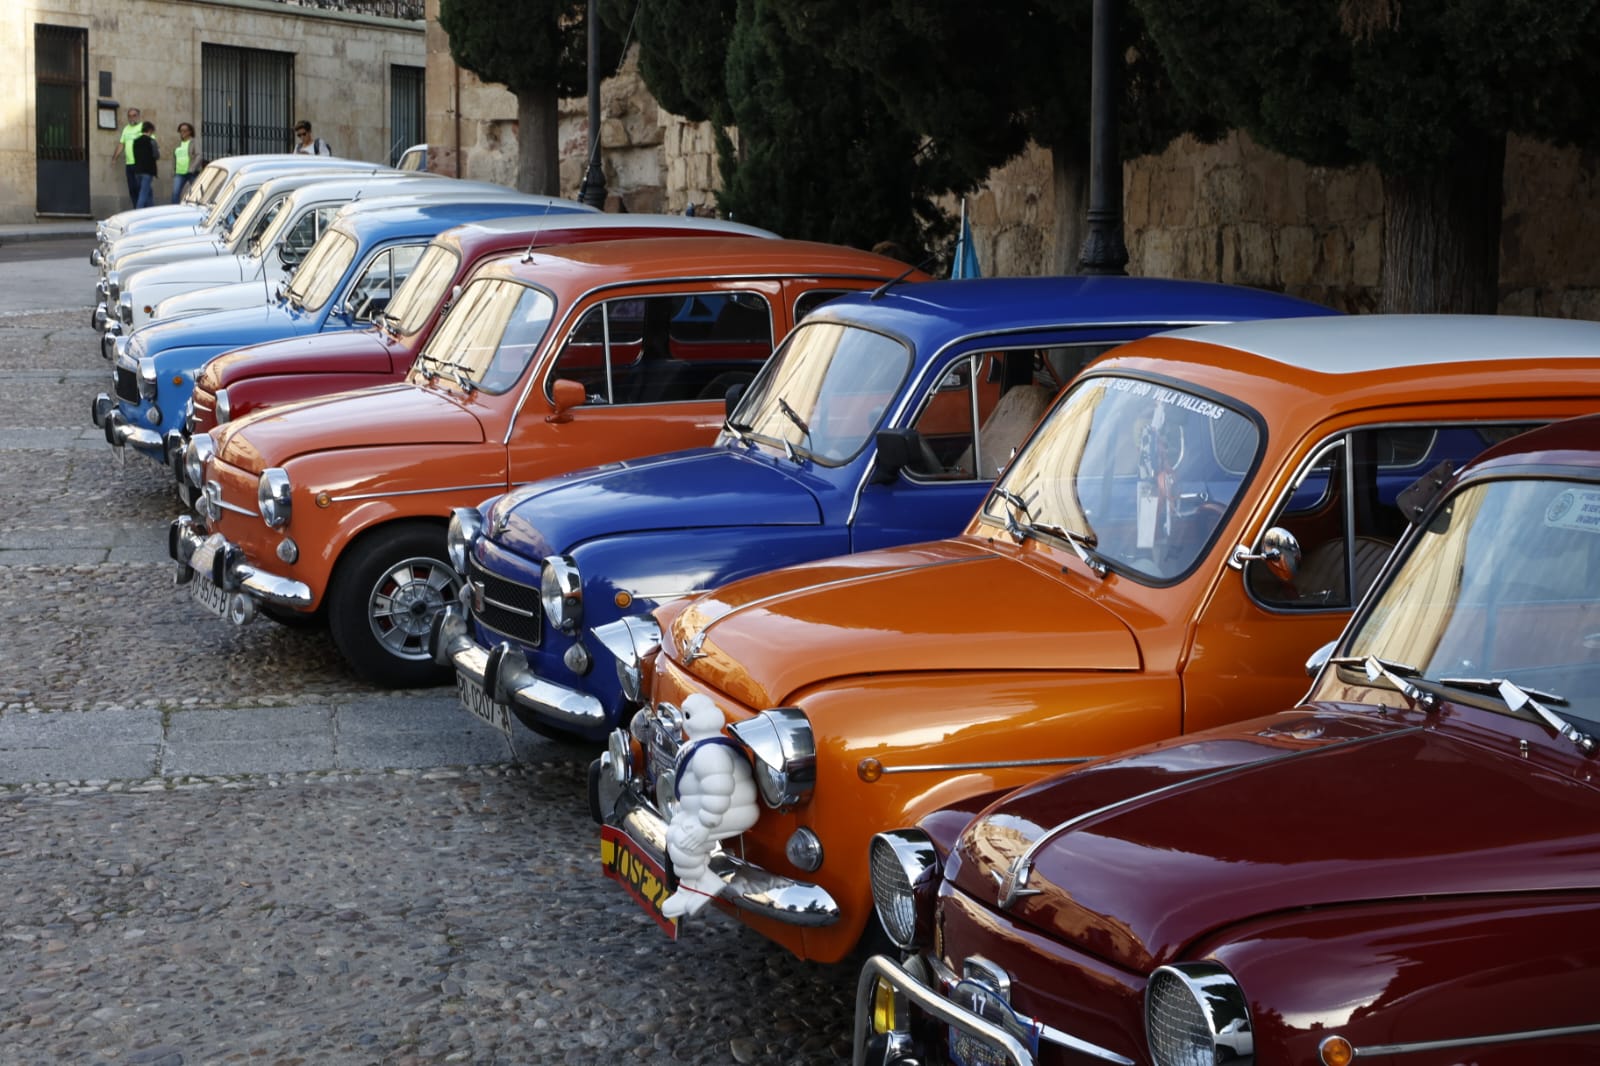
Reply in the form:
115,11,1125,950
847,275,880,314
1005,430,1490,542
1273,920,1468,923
1182,419,1546,735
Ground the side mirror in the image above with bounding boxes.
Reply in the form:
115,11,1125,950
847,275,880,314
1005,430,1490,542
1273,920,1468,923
1232,525,1302,585
724,382,747,419
1304,638,1337,677
546,378,587,424
872,427,919,484
442,283,461,315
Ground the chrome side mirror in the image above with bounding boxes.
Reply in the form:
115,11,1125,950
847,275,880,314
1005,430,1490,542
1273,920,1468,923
1232,525,1302,584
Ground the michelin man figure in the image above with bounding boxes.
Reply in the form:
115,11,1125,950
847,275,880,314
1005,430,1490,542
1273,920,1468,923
661,694,759,919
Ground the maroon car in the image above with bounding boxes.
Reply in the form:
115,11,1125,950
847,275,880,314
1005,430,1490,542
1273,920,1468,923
172,213,775,498
856,413,1600,1066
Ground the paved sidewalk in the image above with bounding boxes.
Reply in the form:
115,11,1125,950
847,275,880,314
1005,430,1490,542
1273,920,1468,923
0,220,97,243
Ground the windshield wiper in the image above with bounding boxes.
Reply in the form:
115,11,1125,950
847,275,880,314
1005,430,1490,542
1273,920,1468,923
988,486,1108,577
1437,676,1595,754
1329,655,1439,711
776,396,810,437
721,417,752,446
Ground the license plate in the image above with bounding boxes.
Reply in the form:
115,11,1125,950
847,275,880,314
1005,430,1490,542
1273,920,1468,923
457,674,513,735
949,1029,1012,1066
187,537,230,619
599,824,678,939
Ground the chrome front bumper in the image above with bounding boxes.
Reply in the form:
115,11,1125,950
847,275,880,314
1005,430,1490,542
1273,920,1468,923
432,607,607,730
168,515,314,612
94,392,161,451
853,954,1035,1066
590,741,841,927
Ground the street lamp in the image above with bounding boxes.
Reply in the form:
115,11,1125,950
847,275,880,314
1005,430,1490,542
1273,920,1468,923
1078,0,1128,274
578,0,608,208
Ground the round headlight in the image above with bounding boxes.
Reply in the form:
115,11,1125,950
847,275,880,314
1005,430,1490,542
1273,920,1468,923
184,435,215,488
214,387,231,424
257,467,292,528
868,830,940,950
446,507,483,573
1145,963,1253,1066
540,555,582,633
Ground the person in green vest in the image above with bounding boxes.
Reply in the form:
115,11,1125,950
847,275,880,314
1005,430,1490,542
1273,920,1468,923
114,106,142,207
170,123,198,204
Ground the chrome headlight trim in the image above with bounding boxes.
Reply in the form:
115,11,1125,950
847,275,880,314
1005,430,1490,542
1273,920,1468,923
184,434,215,488
446,506,484,574
200,480,223,523
137,357,159,399
1145,962,1253,1066
868,829,940,950
106,270,122,302
214,387,231,424
257,467,292,529
540,554,582,634
727,706,816,809
592,616,662,703
118,291,134,325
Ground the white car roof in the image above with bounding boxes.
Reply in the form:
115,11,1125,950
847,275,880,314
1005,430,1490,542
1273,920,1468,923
1159,314,1600,374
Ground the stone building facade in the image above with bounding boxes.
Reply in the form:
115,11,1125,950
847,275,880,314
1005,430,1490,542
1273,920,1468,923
4,0,424,223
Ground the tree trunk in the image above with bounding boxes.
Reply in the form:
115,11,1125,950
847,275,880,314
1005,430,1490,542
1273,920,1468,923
1051,149,1089,275
515,87,561,196
1379,133,1504,313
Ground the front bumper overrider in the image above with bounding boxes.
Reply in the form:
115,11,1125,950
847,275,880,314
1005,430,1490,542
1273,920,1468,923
432,607,608,731
589,735,841,927
168,515,313,612
93,392,162,451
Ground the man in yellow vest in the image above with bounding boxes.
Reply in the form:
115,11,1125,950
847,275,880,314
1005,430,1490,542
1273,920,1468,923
114,106,142,207
171,122,198,204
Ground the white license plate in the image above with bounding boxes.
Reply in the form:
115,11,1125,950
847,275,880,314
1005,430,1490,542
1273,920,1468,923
458,674,513,734
189,570,230,619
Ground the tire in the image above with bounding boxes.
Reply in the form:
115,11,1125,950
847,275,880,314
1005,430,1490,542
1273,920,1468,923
327,521,459,688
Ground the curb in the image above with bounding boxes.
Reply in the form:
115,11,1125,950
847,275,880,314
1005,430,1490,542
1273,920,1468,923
0,225,97,244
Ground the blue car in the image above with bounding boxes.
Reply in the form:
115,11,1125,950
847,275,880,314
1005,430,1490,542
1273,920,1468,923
93,192,591,466
433,275,1337,743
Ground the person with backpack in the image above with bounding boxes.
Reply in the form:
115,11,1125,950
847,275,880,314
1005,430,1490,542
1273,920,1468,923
132,121,159,208
291,120,333,156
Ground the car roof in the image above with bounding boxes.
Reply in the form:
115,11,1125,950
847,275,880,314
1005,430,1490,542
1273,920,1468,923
480,236,917,286
277,174,555,210
803,275,1335,342
440,212,779,245
1149,314,1600,374
326,197,590,237
1452,412,1600,478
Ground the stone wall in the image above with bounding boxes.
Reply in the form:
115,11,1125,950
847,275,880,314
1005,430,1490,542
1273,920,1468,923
4,0,423,222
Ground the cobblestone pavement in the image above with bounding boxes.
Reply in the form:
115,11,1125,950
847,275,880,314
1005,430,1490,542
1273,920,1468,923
0,246,859,1065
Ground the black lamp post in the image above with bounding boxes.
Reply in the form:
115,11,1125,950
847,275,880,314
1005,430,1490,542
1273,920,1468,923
1078,0,1128,274
578,0,608,208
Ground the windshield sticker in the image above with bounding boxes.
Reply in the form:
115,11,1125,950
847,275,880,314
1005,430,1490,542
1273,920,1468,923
1544,488,1600,533
1103,377,1228,420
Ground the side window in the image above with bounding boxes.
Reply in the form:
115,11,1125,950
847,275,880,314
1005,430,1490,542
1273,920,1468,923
905,349,1062,481
280,208,337,265
550,291,775,406
345,244,425,321
794,289,851,320
1248,423,1545,610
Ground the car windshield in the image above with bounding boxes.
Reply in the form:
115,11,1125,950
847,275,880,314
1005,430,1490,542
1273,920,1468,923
222,189,266,244
977,373,1260,581
1342,477,1600,730
202,177,249,230
284,229,357,311
231,196,285,254
729,321,911,465
250,197,301,258
412,277,554,395
383,244,460,336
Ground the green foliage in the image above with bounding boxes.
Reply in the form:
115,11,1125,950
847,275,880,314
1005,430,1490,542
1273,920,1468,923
600,0,739,124
713,0,943,255
439,0,618,99
1134,0,1600,174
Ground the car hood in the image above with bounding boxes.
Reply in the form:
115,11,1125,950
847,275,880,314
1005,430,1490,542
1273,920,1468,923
201,329,398,392
947,706,1600,973
120,244,235,280
486,448,821,560
216,383,483,472
664,540,1140,709
137,301,314,358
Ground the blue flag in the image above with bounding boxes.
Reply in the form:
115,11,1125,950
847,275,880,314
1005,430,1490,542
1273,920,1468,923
952,209,981,279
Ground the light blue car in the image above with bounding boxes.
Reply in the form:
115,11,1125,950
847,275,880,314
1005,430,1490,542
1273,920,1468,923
93,192,593,466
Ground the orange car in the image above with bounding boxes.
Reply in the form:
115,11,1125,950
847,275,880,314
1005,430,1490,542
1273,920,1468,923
168,237,921,686
593,313,1600,963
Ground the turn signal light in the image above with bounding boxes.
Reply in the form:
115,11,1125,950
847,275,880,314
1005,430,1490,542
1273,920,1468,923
858,757,884,782
871,977,897,1034
1319,1036,1354,1066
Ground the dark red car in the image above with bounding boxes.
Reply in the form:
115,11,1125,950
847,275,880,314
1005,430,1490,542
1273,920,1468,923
172,213,775,497
857,413,1600,1066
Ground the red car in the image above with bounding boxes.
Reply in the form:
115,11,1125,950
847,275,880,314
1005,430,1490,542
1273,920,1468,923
858,413,1600,1066
171,213,775,499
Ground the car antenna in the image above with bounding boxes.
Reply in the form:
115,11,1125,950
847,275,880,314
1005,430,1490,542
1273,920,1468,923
869,255,937,300
521,201,561,262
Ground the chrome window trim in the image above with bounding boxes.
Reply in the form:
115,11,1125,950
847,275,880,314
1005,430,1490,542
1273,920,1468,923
1341,1020,1600,1057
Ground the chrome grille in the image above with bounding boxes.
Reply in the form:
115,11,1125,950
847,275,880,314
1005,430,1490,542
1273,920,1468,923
467,555,541,647
114,364,140,404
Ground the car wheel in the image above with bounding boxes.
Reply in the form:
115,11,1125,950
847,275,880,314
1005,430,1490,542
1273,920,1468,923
328,522,459,688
